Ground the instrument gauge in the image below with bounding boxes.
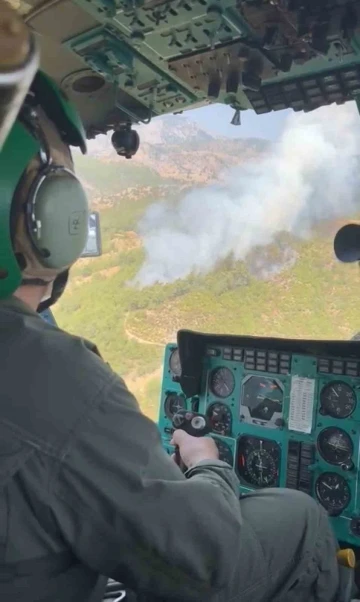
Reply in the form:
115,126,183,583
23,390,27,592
164,394,186,420
237,436,280,488
214,438,234,466
320,382,356,418
317,427,353,466
241,375,283,427
210,367,235,398
245,449,278,487
169,348,182,378
207,403,232,436
315,472,351,516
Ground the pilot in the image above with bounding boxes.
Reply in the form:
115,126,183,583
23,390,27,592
0,71,353,602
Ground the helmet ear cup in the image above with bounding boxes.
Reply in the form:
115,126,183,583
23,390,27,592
27,168,89,269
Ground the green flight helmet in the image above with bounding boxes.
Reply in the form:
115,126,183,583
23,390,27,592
0,70,89,300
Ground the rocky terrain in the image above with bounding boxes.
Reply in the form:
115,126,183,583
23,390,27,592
78,115,269,197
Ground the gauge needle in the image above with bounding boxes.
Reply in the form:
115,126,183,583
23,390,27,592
331,387,339,398
328,439,348,451
323,482,333,490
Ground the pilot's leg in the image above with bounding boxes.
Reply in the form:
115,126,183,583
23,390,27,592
238,488,342,602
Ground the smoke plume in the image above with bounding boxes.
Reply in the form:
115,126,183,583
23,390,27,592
133,103,360,287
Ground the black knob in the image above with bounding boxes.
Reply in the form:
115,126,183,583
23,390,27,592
172,410,211,437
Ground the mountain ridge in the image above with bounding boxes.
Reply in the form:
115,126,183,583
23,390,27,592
77,117,270,198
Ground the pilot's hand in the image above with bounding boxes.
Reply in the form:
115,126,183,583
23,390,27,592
170,430,219,469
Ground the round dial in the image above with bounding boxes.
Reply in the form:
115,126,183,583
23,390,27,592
320,382,356,418
317,427,353,466
237,436,280,488
210,367,235,398
169,348,182,378
316,472,351,516
207,403,232,436
245,449,277,487
164,394,186,420
214,438,234,466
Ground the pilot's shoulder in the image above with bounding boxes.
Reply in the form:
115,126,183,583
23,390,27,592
14,311,117,410
2,311,131,458
34,316,113,394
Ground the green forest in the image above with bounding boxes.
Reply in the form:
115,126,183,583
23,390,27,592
53,151,360,422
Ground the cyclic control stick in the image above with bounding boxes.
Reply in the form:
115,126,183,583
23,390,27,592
172,410,212,472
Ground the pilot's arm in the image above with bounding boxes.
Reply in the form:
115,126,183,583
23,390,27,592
49,372,266,602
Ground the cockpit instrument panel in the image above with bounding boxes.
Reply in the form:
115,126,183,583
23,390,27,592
158,332,360,547
169,348,182,379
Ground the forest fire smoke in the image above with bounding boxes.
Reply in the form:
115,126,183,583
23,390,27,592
133,103,360,287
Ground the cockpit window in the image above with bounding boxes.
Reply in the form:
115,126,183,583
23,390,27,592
54,107,360,417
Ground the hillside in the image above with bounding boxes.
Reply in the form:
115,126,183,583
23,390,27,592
81,117,269,192
53,115,360,421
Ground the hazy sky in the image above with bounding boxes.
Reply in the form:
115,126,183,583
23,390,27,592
184,103,292,140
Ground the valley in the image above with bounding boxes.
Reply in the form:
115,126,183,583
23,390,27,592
53,117,360,421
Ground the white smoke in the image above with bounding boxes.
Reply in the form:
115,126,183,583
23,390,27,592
132,102,360,287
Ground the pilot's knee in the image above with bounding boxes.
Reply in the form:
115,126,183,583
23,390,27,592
272,488,338,552
242,487,328,533
241,488,338,571
275,487,322,513
241,489,340,600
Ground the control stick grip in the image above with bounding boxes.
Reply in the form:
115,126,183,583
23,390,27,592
172,410,212,437
172,410,212,473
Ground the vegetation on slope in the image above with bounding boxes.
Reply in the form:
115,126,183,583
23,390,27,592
75,153,162,197
53,183,360,421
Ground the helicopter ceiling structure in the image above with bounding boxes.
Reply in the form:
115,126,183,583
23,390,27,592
5,0,360,156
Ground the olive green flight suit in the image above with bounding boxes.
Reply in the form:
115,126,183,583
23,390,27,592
0,296,342,601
